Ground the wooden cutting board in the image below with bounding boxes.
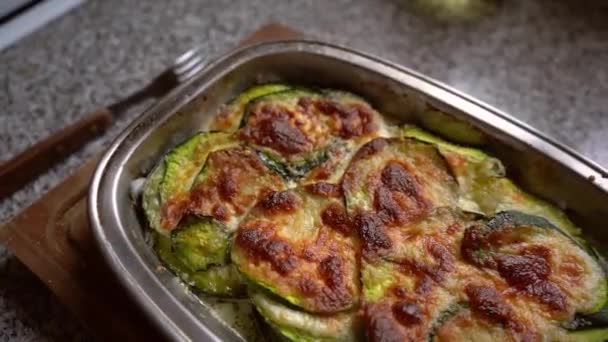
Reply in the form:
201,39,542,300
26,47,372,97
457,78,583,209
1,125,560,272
0,23,302,341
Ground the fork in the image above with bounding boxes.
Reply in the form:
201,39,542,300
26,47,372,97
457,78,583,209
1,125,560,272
0,46,208,200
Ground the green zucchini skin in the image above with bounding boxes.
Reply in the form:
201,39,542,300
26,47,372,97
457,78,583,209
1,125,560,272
256,143,332,181
249,290,360,342
160,132,235,204
145,131,237,233
418,109,486,146
154,227,245,296
567,306,608,331
170,216,230,272
209,83,292,131
567,328,608,342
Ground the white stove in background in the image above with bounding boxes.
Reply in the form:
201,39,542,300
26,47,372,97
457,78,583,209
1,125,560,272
0,0,85,51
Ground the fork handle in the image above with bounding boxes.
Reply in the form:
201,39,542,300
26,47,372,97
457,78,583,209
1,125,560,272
0,108,114,200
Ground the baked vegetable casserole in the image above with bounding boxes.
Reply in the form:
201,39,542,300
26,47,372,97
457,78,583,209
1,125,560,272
141,84,608,341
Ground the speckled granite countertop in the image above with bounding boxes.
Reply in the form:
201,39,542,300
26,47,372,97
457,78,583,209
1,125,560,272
1,0,607,340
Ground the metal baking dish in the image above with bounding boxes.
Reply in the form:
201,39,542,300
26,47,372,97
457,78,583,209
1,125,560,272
89,40,608,341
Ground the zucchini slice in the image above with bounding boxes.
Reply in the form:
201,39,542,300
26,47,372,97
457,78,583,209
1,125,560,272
231,187,359,314
428,289,605,342
419,109,486,146
342,137,458,232
187,145,286,232
152,131,237,232
250,290,360,342
567,328,608,342
360,209,470,341
399,125,580,236
154,219,245,296
160,132,235,204
461,211,607,317
239,89,329,179
320,89,386,142
209,83,292,132
239,88,383,180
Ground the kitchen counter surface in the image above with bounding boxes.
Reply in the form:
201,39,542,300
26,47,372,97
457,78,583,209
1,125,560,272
1,0,607,339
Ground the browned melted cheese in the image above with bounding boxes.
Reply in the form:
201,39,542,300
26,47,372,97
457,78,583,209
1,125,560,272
234,223,300,275
240,104,314,155
364,282,454,342
373,162,431,225
465,284,539,341
312,98,378,139
359,210,474,341
151,87,604,340
353,212,392,257
232,188,359,313
350,137,388,162
365,302,412,342
256,190,300,215
160,147,283,229
321,203,352,235
240,95,380,159
461,224,569,314
399,237,456,296
305,182,342,198
343,138,454,258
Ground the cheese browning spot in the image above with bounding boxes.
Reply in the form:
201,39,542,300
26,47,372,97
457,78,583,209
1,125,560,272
381,162,418,195
160,195,190,230
465,284,538,341
497,252,567,312
321,203,352,235
315,99,378,139
241,104,312,155
319,256,345,289
352,138,388,162
304,182,342,198
234,224,299,275
392,301,423,326
462,221,569,313
365,304,407,342
398,238,455,295
354,212,391,256
257,190,300,215
217,170,238,200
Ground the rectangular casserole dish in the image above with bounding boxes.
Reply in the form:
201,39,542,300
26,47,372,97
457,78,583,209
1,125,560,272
89,40,608,341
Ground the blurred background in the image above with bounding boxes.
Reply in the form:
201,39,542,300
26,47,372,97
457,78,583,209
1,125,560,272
1,0,607,340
